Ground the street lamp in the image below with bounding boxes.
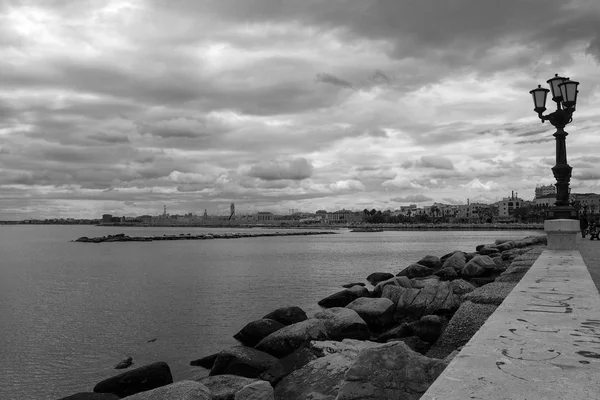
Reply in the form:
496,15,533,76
529,74,580,219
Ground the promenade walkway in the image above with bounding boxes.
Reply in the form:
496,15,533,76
577,235,600,293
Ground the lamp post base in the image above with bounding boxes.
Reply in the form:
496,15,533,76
547,206,578,220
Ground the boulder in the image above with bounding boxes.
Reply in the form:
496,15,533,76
262,307,307,326
58,394,119,400
114,356,133,370
366,272,394,286
313,307,370,341
273,340,380,400
462,255,496,278
234,381,274,400
374,323,413,343
495,241,514,251
380,285,406,304
233,319,286,347
469,276,496,286
93,362,173,398
407,315,445,343
259,347,318,386
210,346,278,378
462,282,517,306
317,286,368,308
441,251,466,271
396,263,434,279
190,353,219,368
433,267,458,281
372,276,412,297
394,288,421,321
426,301,498,359
416,255,442,270
335,341,449,400
197,375,259,400
388,335,432,355
409,276,440,289
341,282,365,288
255,319,328,358
492,256,507,272
449,279,475,296
397,281,459,319
478,245,500,256
345,298,395,331
122,381,211,400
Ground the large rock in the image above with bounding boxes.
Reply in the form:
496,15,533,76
58,394,119,400
374,323,413,343
396,263,434,279
234,319,286,347
210,346,279,378
341,282,365,288
197,375,259,400
462,255,496,278
409,276,440,289
448,279,475,296
495,241,514,251
366,272,394,286
380,285,406,304
396,281,459,319
372,276,412,297
416,255,442,270
93,362,173,398
407,315,445,343
441,251,466,271
262,307,307,326
190,353,219,368
313,307,370,341
345,298,395,331
394,288,421,321
317,286,369,308
426,301,498,359
259,347,318,386
255,319,328,358
335,341,449,400
234,381,274,400
434,266,458,281
122,381,211,400
462,282,517,306
478,244,499,255
273,340,380,400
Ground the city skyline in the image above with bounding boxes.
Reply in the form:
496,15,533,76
2,1,600,220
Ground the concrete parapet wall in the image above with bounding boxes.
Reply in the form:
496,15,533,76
422,249,600,399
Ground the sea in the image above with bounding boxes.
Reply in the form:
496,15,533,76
0,225,544,400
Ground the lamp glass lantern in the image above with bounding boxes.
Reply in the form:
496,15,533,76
558,80,579,109
546,73,569,102
529,85,549,113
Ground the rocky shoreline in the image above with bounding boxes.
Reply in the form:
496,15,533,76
59,234,547,400
71,231,339,243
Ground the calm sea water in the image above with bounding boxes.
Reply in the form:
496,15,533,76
0,225,543,400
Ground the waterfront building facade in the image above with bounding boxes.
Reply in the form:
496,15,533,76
535,184,556,199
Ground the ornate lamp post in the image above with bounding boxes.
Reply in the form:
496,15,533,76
529,74,580,219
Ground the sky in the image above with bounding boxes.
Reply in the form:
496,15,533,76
1,0,600,220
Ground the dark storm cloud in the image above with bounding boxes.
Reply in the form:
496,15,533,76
391,194,433,203
247,158,314,181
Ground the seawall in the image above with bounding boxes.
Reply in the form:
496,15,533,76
422,248,600,399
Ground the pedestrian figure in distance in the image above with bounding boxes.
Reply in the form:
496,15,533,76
580,215,588,238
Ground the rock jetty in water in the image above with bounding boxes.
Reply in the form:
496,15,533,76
72,231,338,243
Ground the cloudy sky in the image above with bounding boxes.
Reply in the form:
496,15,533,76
2,0,600,219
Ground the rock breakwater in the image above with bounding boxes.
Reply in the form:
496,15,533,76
59,234,547,400
72,231,338,243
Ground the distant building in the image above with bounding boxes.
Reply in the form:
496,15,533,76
326,209,363,224
255,212,274,222
496,192,524,217
533,194,555,207
535,184,556,199
102,214,112,223
571,193,600,214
